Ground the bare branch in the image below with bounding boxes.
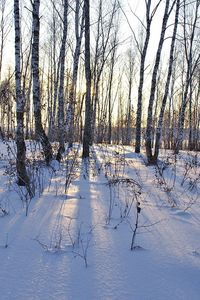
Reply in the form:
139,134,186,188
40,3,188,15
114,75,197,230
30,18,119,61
151,0,163,19
128,4,146,30
117,1,142,55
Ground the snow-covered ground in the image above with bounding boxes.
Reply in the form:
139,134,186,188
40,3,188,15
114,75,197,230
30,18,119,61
0,140,200,300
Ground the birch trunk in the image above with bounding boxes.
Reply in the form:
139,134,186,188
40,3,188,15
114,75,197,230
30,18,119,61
31,0,52,164
188,79,193,150
66,0,84,148
135,0,162,153
14,0,30,187
48,8,58,140
125,48,134,145
56,0,68,161
107,48,115,144
153,0,180,161
145,0,173,164
107,28,118,144
0,0,7,81
82,0,91,158
91,0,118,144
126,80,132,145
175,0,199,154
135,0,151,153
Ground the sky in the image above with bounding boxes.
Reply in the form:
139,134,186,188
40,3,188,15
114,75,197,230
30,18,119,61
1,0,174,84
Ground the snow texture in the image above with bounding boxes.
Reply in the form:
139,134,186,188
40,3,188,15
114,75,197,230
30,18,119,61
0,141,200,300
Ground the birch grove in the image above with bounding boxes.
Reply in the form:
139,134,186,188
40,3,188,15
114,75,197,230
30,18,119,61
0,0,198,172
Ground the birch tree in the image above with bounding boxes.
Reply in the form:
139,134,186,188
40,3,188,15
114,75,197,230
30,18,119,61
125,47,135,145
82,0,91,158
14,0,30,187
153,0,180,161
192,74,200,150
31,0,52,164
91,0,119,144
48,5,58,140
175,0,200,154
56,0,68,161
145,0,176,164
107,30,118,144
135,0,162,153
66,0,84,148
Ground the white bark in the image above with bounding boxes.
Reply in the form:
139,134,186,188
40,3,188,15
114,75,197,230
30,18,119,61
153,0,180,161
57,0,68,159
66,0,84,148
135,0,162,153
175,0,199,154
145,0,175,164
82,0,92,158
14,0,30,187
31,0,52,163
